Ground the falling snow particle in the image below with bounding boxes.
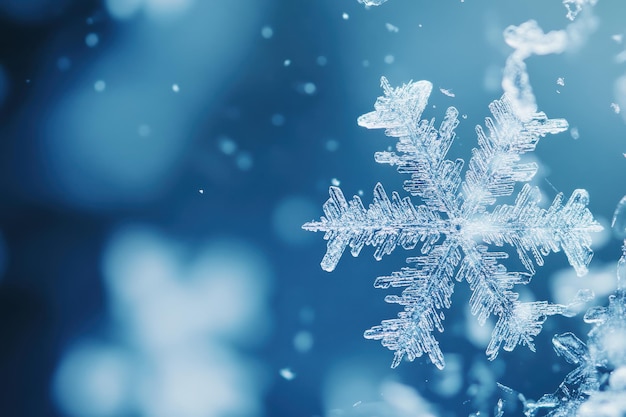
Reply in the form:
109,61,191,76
218,136,237,155
439,88,455,97
384,55,395,64
94,80,106,92
172,84,180,93
557,77,565,86
325,139,339,152
342,12,349,20
283,59,291,67
331,178,340,186
261,26,273,39
385,23,399,33
613,34,624,43
279,368,296,381
198,189,204,194
612,103,621,114
571,127,580,140
85,33,99,48
303,82,316,95
236,152,253,171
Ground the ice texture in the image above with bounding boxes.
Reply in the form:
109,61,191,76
524,241,626,417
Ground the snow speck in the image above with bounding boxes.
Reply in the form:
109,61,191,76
385,23,399,33
325,139,339,152
570,127,580,140
261,26,273,39
611,102,621,114
283,59,291,67
172,84,180,93
439,88,455,97
612,34,623,43
384,54,395,64
303,82,316,95
556,77,565,86
279,368,296,381
218,137,237,155
293,330,314,353
342,12,349,20
236,152,253,171
331,178,340,186
85,33,99,48
94,80,106,92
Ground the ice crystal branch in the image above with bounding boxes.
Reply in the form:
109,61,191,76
523,242,626,417
303,77,602,369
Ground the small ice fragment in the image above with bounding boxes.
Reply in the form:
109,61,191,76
218,136,237,155
261,26,273,39
236,152,253,171
303,82,316,95
462,114,468,119
384,54,395,64
342,12,349,20
611,103,621,114
198,189,204,194
358,0,388,5
85,33,99,48
353,401,362,407
385,23,399,33
418,23,423,28
94,80,106,92
293,330,314,353
325,139,339,152
279,368,296,380
331,178,340,186
440,88,455,97
613,34,624,44
611,195,626,239
358,190,364,196
557,77,565,86
570,127,580,140
172,84,179,93
283,59,291,67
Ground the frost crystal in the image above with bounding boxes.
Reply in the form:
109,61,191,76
303,77,601,369
524,242,626,417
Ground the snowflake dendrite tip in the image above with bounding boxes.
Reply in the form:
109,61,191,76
303,77,602,369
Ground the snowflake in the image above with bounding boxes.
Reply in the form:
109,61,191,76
303,77,601,369
523,242,626,417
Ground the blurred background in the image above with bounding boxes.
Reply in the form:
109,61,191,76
0,0,625,416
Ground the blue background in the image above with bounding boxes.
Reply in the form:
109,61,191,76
0,1,625,416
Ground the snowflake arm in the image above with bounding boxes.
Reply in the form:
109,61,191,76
302,183,443,272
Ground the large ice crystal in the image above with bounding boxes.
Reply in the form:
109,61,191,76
303,77,601,369
524,242,626,417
